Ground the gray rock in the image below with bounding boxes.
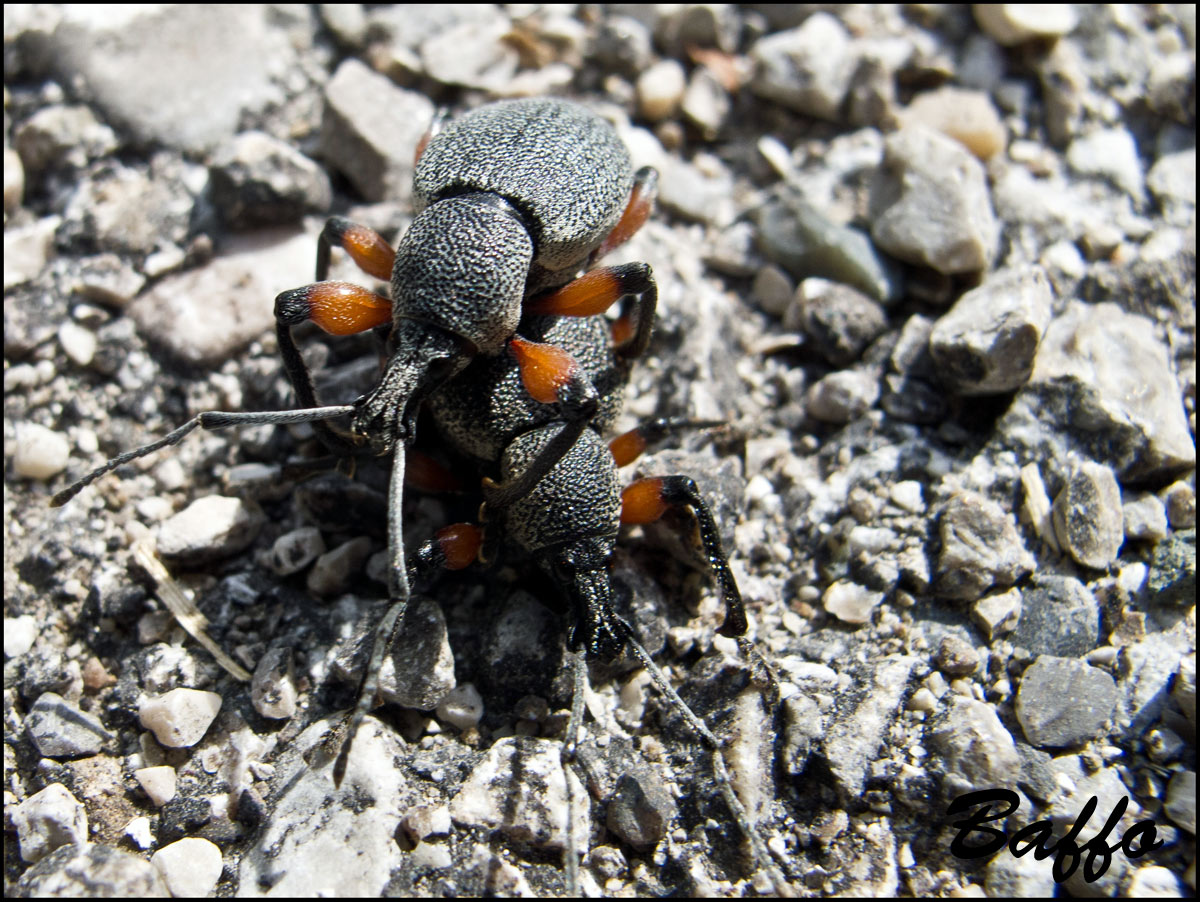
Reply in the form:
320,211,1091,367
1126,865,1187,897
1163,481,1196,529
156,495,265,566
935,492,1034,601
973,587,1022,640
1164,770,1195,834
654,4,741,56
267,527,326,577
806,369,880,424
1123,491,1169,543
1173,653,1196,730
1067,127,1146,202
606,770,677,852
11,783,89,863
1011,575,1100,657
973,5,1077,44
869,126,998,275
681,67,731,141
1044,757,1142,895
657,156,735,227
589,16,654,79
320,59,435,204
1117,633,1190,734
209,131,332,228
238,717,407,896
932,635,981,678
790,279,888,367
635,59,686,122
251,647,298,720
379,597,456,711
150,837,223,898
1026,302,1195,482
749,13,858,121
138,688,222,748
306,536,372,597
817,655,917,798
1015,656,1118,748
14,104,118,173
60,161,196,257
755,190,899,303
25,692,111,758
1052,460,1125,570
417,8,517,92
16,843,169,897
985,849,1057,898
1147,530,1196,607
928,697,1021,798
929,267,1053,395
34,6,290,153
450,737,587,849
127,227,316,368
1147,148,1196,226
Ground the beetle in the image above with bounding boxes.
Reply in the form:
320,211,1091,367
51,97,778,892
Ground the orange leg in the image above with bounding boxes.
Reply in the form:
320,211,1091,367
315,217,396,282
525,263,657,362
403,448,463,493
593,167,658,261
620,475,747,638
413,108,450,168
608,417,724,468
414,523,484,572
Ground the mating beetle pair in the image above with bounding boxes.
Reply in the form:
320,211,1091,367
53,97,767,889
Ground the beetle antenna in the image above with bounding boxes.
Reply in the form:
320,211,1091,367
616,620,793,896
49,405,356,508
561,646,588,896
330,446,412,787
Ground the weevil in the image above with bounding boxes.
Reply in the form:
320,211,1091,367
51,97,784,892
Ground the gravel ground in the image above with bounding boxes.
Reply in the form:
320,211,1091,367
4,5,1196,898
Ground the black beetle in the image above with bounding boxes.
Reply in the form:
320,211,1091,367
51,97,778,893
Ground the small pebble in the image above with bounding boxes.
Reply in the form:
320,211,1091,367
138,688,222,748
437,683,484,730
13,422,71,480
150,837,224,898
12,783,87,863
134,765,177,806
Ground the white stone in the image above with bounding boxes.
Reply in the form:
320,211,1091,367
151,837,224,897
13,422,70,480
134,765,178,806
138,688,222,748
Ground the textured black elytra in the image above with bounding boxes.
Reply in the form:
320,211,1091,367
413,98,633,277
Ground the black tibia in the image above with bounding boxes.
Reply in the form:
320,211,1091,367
657,475,747,638
274,320,361,456
614,263,657,362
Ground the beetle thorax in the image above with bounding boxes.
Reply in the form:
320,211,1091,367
391,194,533,354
